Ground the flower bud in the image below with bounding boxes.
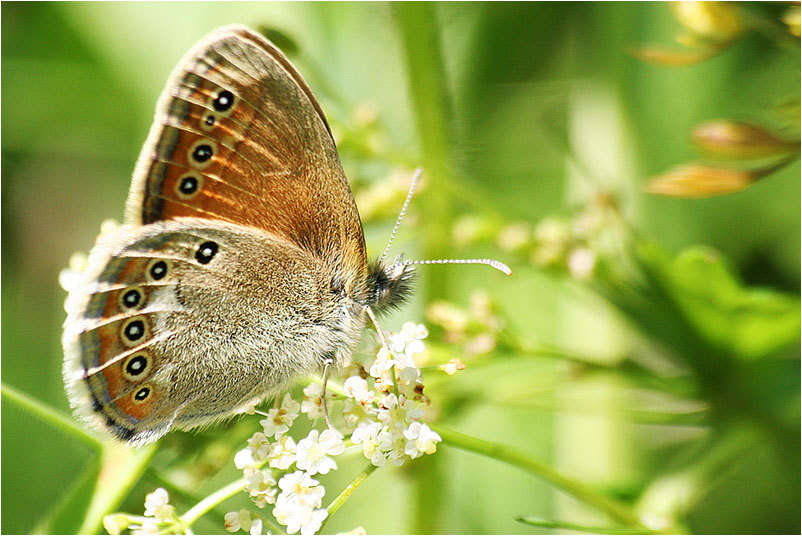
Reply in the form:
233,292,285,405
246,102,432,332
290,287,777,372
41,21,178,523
629,45,716,66
692,120,796,159
783,6,800,38
672,2,743,42
645,164,754,198
103,514,130,536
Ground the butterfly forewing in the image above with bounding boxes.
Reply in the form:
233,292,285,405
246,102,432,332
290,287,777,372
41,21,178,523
127,26,367,275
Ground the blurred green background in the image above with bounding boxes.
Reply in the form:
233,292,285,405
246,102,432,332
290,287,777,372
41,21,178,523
2,2,799,534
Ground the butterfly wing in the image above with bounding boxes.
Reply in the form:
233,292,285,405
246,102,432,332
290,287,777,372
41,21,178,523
126,25,367,283
63,220,364,446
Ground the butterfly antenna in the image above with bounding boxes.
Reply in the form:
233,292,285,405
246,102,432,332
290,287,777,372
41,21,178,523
379,168,422,264
401,258,512,275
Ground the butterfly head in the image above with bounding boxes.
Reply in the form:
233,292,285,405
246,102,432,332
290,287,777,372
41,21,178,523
366,259,415,315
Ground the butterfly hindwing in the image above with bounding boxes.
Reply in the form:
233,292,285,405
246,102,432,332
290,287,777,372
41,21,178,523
126,25,367,278
63,219,365,445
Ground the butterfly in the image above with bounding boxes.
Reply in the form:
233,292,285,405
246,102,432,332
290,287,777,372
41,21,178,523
62,25,508,446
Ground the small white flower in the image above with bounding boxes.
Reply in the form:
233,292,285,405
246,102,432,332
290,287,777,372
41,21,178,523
245,468,277,507
342,398,375,430
103,514,130,535
273,494,328,535
369,347,395,378
247,432,271,462
377,394,422,428
268,434,297,470
99,218,122,237
372,369,395,394
390,335,406,355
225,509,252,533
343,376,373,405
296,429,344,475
261,394,300,437
440,358,465,375
414,323,429,340
301,508,328,536
351,422,386,466
465,333,497,356
131,519,159,535
58,252,88,295
277,471,325,510
250,518,263,536
377,428,407,466
235,447,257,470
143,488,174,521
143,488,169,517
398,365,420,384
405,338,425,358
403,422,442,458
568,247,596,280
301,383,325,419
497,222,531,252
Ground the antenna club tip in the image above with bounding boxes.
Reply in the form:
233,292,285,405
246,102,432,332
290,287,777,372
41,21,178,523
493,262,512,276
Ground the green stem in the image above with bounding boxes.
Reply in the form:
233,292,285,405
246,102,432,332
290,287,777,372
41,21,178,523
431,424,648,529
320,463,379,530
1,383,99,448
517,516,656,534
178,477,284,535
179,478,246,528
393,5,455,532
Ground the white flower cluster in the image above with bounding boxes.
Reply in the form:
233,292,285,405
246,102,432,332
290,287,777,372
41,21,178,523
227,322,442,536
103,488,181,535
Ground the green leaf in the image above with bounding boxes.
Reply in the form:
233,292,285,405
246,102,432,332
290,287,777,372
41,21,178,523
654,246,800,359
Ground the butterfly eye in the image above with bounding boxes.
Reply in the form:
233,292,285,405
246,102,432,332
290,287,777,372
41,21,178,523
147,259,170,281
119,287,145,310
122,352,152,381
195,241,218,264
121,317,148,346
212,89,235,112
175,173,203,199
132,384,154,404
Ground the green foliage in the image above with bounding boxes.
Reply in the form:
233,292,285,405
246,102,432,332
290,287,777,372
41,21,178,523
654,245,800,360
2,2,799,534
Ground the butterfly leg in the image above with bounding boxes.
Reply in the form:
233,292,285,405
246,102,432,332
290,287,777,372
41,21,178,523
365,306,389,349
320,358,336,431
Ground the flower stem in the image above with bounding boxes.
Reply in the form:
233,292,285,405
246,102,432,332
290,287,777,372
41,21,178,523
1,383,99,448
517,516,656,534
179,478,246,528
320,463,379,530
430,424,648,529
